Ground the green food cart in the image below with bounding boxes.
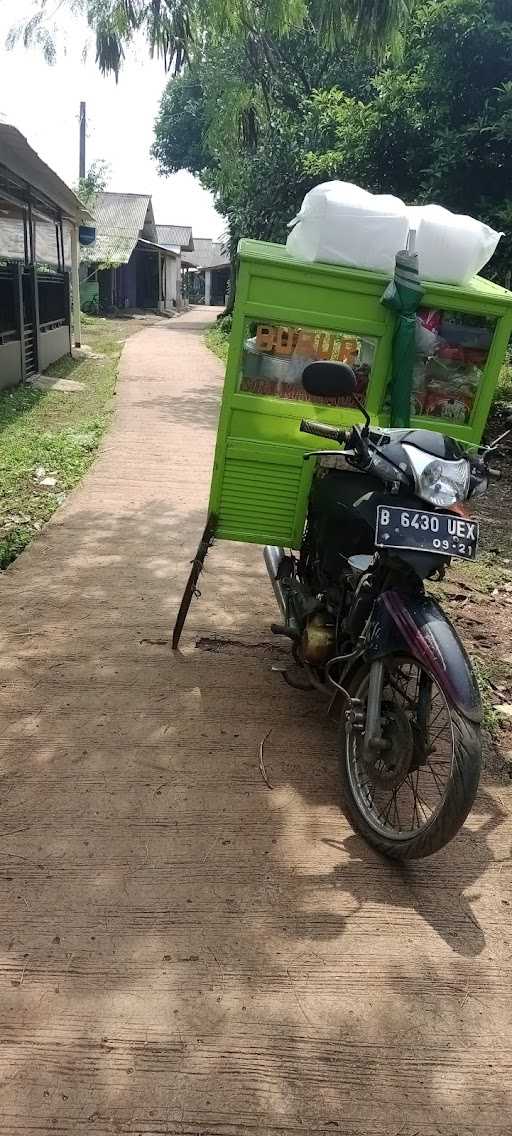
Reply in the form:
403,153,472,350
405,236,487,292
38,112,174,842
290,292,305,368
172,237,512,646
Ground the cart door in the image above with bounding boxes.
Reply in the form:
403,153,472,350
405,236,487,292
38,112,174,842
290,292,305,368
209,315,384,547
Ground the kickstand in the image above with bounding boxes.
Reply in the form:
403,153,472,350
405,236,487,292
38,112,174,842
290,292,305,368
172,513,217,650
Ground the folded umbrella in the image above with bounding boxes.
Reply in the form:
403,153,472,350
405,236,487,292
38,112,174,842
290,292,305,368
381,235,424,427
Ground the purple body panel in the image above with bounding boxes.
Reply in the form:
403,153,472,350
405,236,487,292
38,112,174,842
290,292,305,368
368,590,482,723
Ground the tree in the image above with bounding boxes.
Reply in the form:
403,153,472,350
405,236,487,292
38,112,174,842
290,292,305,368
153,0,512,298
152,26,376,251
9,0,416,78
303,0,512,276
75,159,110,209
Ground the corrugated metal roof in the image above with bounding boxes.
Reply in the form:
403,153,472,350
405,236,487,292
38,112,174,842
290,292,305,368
183,238,229,269
202,242,231,269
156,224,193,251
138,237,178,257
0,123,92,224
81,192,152,265
183,237,215,267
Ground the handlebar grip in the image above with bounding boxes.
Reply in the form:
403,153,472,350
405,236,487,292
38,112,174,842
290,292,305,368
300,419,347,443
487,466,502,480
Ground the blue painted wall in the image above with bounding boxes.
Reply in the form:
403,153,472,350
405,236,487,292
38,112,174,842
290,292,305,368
116,255,137,307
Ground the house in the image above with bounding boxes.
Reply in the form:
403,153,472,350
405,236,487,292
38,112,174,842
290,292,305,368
80,192,182,314
182,237,230,306
156,224,193,254
155,223,192,313
0,122,90,388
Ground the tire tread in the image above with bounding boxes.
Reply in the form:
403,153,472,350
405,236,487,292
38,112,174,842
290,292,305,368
339,670,481,860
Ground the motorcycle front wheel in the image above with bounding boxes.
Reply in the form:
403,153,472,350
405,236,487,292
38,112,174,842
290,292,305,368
339,655,481,859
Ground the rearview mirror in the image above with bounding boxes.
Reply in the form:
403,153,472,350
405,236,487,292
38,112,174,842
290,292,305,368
302,360,357,399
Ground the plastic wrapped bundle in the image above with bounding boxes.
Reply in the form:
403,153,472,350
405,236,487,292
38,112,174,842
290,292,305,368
286,181,410,275
286,182,502,285
408,204,501,286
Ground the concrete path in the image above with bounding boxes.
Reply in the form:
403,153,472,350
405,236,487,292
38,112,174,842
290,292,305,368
0,308,511,1135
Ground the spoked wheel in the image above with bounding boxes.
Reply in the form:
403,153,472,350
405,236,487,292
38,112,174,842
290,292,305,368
339,655,481,859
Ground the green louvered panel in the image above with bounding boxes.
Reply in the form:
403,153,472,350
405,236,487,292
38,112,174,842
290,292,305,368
216,441,308,545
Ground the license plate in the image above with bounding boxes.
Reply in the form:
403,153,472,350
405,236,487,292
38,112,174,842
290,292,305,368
375,505,479,560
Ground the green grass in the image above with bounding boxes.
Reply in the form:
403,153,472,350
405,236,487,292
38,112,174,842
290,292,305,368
449,550,512,593
497,359,512,406
471,654,512,736
204,319,230,364
0,315,140,569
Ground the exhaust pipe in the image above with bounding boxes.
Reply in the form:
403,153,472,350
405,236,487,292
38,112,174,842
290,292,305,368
263,546,286,616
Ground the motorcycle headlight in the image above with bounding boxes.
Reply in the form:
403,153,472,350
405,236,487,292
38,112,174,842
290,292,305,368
403,445,470,507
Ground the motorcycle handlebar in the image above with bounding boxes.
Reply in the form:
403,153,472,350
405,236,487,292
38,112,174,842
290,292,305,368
300,419,348,444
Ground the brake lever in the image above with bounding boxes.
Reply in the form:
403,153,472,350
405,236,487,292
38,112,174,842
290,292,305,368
303,449,355,461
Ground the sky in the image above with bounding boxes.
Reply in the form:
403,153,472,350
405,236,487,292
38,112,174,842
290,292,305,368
0,0,223,239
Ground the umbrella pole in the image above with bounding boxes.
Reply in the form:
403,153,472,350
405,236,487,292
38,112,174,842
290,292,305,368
390,341,414,427
386,231,422,428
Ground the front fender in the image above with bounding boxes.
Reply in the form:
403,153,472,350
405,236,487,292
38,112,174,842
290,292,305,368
366,590,482,724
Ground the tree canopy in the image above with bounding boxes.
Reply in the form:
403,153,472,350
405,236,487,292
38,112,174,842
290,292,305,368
153,0,512,276
9,0,414,77
12,0,511,279
152,19,376,251
304,0,512,274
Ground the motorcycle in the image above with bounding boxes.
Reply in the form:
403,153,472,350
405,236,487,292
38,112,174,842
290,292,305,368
264,359,510,859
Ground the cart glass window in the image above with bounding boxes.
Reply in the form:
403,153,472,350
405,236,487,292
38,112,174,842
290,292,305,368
381,308,496,425
239,319,378,408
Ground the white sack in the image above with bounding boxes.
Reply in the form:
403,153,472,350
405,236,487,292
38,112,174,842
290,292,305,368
286,181,410,275
408,204,501,286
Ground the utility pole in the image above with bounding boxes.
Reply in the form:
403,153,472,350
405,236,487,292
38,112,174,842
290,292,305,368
73,100,86,349
79,101,86,181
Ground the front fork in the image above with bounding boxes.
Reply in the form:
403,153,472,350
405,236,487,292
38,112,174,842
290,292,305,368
346,659,388,759
347,658,433,770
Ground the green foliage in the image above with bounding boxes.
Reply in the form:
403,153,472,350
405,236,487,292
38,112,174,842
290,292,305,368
497,355,512,405
205,112,312,250
205,322,230,363
304,0,512,277
153,0,512,287
315,0,414,59
153,75,209,175
152,21,376,250
471,653,512,737
75,159,110,209
9,0,415,77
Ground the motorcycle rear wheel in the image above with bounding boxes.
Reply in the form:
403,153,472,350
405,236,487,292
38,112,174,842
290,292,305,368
339,655,481,859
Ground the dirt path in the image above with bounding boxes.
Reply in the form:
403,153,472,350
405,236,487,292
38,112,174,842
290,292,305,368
1,307,512,1135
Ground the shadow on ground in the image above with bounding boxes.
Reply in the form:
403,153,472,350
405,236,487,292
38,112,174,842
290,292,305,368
0,490,510,1134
